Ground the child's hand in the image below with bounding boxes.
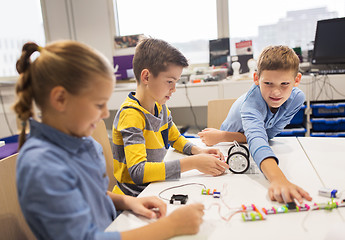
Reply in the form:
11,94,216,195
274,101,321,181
197,128,223,146
268,178,312,204
128,196,167,219
198,148,224,161
191,145,224,161
167,203,204,235
193,154,229,176
261,158,312,204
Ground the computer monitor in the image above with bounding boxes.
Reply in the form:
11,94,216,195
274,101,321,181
312,17,345,65
209,38,230,67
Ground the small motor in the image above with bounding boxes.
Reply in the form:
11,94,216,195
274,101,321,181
226,141,250,174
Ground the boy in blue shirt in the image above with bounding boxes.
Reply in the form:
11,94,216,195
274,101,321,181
198,45,312,204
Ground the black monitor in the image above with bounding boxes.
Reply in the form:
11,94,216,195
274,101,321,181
209,38,230,67
312,17,345,65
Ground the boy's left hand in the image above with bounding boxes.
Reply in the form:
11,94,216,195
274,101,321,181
268,178,312,204
127,196,167,219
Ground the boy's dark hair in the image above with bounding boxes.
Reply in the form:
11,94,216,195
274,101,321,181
256,45,300,77
132,38,189,82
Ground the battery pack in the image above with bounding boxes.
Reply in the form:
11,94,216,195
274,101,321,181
319,188,338,198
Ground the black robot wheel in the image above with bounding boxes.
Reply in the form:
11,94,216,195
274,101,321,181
227,143,249,158
226,152,250,174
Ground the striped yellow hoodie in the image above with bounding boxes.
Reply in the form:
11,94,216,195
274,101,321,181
112,92,194,196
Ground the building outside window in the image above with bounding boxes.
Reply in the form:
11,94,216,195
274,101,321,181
229,0,345,59
115,0,345,64
114,0,217,65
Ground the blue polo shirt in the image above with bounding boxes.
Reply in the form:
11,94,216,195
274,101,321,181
221,84,305,168
17,119,121,240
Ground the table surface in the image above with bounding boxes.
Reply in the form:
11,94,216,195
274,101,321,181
106,137,345,240
297,137,345,191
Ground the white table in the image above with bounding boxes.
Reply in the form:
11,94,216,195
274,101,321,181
106,137,345,239
297,137,345,195
297,137,345,240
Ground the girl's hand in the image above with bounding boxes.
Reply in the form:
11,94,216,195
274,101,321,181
167,203,205,235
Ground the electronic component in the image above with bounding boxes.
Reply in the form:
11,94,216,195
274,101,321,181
286,202,297,210
227,141,250,174
170,194,188,205
213,192,221,198
319,188,339,198
227,152,250,174
228,142,249,158
158,183,206,204
201,189,221,198
241,204,267,221
241,200,345,222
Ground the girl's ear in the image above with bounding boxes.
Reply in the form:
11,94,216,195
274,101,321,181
253,72,260,86
50,86,68,112
294,73,302,87
140,69,150,85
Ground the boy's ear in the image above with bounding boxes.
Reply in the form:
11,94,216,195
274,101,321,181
294,73,302,87
140,69,150,85
49,86,68,112
253,72,260,85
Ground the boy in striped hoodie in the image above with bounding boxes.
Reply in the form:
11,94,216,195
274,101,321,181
112,38,228,196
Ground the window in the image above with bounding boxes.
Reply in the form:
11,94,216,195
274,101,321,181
0,0,45,77
114,0,217,64
229,0,345,59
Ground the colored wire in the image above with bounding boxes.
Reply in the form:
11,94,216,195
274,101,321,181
158,183,207,201
301,205,318,232
206,203,243,222
204,183,244,222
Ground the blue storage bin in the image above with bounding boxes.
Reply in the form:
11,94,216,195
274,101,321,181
290,105,305,125
0,134,19,143
310,132,345,137
0,134,19,160
311,102,345,117
311,117,345,131
277,127,306,137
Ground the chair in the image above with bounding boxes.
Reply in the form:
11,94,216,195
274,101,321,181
0,153,36,240
207,99,236,129
91,120,117,192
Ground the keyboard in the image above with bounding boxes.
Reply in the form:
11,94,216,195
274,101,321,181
309,63,345,75
318,69,345,74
